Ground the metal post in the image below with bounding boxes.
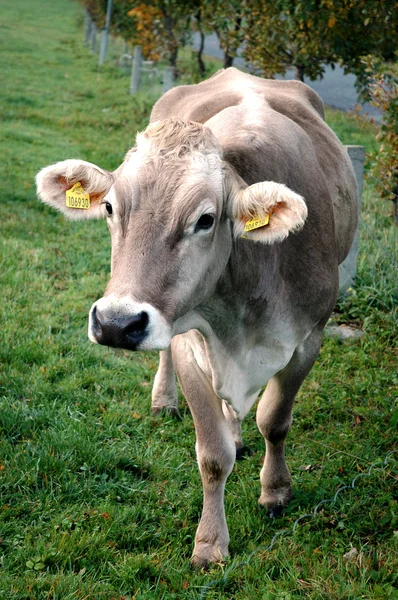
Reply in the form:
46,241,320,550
84,10,92,47
163,66,174,94
99,0,113,65
130,46,142,94
339,145,366,294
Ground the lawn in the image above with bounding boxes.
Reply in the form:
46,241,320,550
0,0,396,599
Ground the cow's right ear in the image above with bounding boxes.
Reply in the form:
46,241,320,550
36,159,114,220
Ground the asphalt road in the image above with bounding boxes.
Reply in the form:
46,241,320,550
193,33,381,122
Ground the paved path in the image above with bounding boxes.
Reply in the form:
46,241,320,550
193,33,381,122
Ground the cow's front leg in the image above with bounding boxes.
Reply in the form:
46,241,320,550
256,327,324,513
151,348,179,416
172,338,236,568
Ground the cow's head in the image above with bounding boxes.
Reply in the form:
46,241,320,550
36,118,307,351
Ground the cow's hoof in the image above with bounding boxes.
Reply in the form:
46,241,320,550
235,445,251,460
151,406,181,420
190,554,227,570
259,487,294,515
190,555,211,570
190,544,228,570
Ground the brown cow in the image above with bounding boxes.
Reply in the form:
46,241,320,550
36,68,358,567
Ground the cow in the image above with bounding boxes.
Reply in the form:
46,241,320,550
36,68,358,568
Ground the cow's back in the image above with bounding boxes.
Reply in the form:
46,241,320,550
151,68,358,266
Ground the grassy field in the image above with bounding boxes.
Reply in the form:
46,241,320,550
0,0,397,598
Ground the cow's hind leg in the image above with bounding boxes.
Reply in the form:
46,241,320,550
151,348,179,417
172,338,236,568
256,327,324,513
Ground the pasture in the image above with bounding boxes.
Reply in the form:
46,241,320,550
0,0,397,598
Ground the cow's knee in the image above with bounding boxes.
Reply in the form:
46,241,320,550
198,448,235,489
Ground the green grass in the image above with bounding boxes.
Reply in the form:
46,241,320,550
0,1,397,599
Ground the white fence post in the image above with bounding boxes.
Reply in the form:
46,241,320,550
84,11,92,47
130,46,142,94
339,145,366,294
99,28,107,65
98,0,113,66
163,66,174,94
90,23,97,54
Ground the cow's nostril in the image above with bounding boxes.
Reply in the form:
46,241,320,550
124,311,149,338
91,305,103,334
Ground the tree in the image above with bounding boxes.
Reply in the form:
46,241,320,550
127,3,165,60
327,0,398,92
242,0,398,83
201,0,248,69
125,1,196,70
77,0,106,26
243,0,343,81
361,56,398,223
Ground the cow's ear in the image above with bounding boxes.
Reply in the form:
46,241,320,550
230,181,307,244
36,159,114,220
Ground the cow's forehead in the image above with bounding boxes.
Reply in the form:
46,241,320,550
112,150,224,216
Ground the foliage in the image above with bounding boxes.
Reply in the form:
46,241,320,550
1,0,397,598
240,0,398,82
111,0,141,41
79,0,398,84
127,3,164,60
200,0,247,69
333,0,398,91
360,56,398,223
243,0,339,81
124,0,195,66
77,0,107,26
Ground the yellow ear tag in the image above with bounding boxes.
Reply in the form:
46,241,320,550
244,213,270,232
65,182,90,210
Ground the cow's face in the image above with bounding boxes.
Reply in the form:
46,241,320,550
36,118,307,351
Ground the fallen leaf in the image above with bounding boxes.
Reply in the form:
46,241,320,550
343,547,358,562
299,464,320,472
353,414,362,426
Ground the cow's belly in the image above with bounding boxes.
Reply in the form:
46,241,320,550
183,329,297,419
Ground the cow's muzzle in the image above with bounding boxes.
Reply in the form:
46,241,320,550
88,295,172,351
91,305,149,350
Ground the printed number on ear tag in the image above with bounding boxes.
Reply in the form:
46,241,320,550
244,214,270,232
65,182,90,210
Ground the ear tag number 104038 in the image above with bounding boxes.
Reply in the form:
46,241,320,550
65,182,90,210
244,213,270,232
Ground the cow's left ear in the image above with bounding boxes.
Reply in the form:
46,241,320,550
230,181,308,244
36,159,114,220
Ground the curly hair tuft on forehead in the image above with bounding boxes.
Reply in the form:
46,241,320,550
135,117,222,161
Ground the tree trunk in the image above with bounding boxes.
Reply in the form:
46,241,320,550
392,185,398,226
223,53,234,69
195,10,206,77
162,5,178,76
216,12,242,71
295,64,305,82
215,30,234,69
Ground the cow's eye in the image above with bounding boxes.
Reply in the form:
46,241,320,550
105,202,113,215
195,213,215,232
